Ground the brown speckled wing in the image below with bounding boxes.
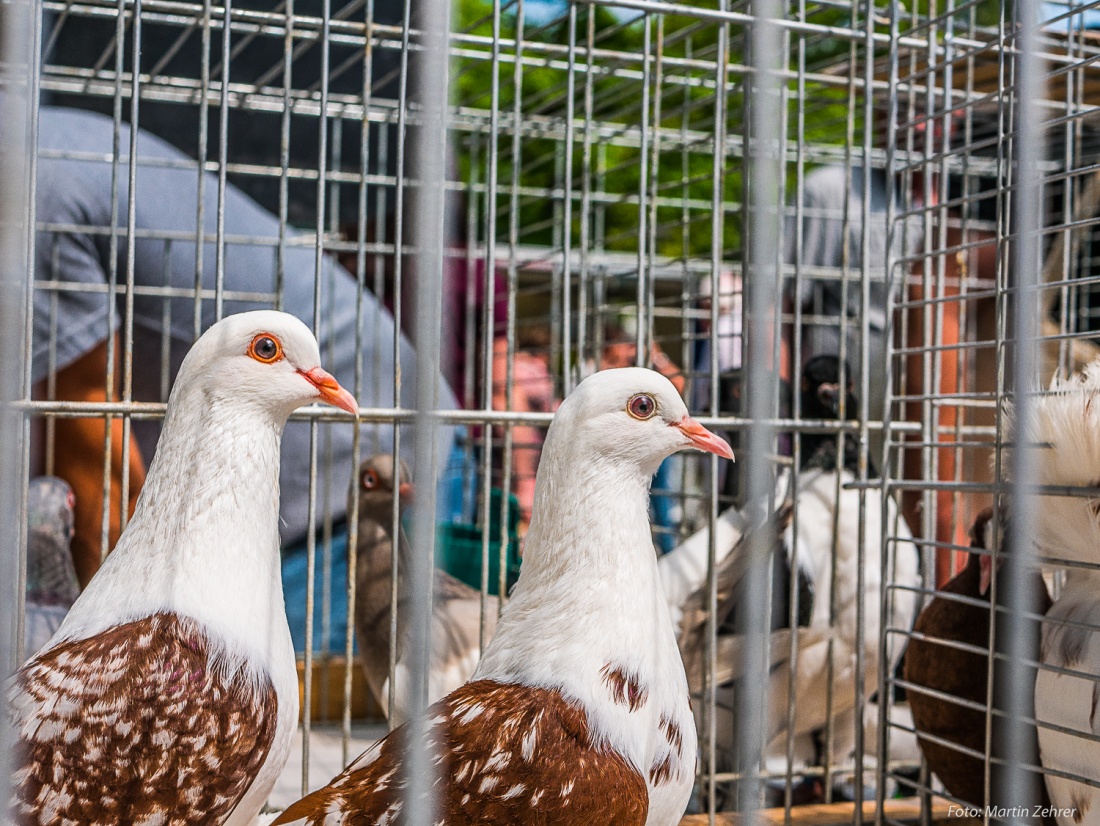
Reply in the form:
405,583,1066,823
8,612,278,826
274,679,649,825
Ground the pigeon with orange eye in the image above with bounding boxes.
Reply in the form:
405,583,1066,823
249,334,282,363
243,330,357,415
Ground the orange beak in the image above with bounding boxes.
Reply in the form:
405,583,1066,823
398,482,414,503
672,415,734,461
299,367,359,415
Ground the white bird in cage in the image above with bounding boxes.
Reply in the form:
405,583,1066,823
672,355,920,792
1024,362,1100,826
270,367,733,826
6,311,358,826
352,452,499,725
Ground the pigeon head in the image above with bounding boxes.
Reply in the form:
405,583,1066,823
353,453,413,524
27,476,75,544
550,367,733,477
173,310,358,422
801,354,854,421
26,476,80,604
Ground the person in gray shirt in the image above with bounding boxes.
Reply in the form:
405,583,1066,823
28,105,457,584
785,164,919,429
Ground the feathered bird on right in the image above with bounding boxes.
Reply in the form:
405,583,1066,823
672,355,920,795
1019,362,1100,826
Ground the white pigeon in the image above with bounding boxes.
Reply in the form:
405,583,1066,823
270,367,733,826
1023,363,1100,826
673,355,920,794
7,311,358,825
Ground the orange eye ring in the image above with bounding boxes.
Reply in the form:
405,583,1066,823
248,333,283,364
362,469,380,490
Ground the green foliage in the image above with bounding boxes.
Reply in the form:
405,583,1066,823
450,0,1004,260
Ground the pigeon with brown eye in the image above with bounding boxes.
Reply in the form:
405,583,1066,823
627,392,657,420
249,333,282,364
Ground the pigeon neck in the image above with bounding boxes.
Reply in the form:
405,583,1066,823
475,448,686,765
524,453,655,580
354,513,401,616
58,387,291,678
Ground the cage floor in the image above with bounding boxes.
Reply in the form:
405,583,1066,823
269,722,388,810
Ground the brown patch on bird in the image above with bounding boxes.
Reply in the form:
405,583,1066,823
1071,789,1091,823
659,714,684,757
9,612,278,825
649,753,676,786
600,663,648,712
271,679,649,825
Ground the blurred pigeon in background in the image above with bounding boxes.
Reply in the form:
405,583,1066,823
353,453,499,724
24,476,79,656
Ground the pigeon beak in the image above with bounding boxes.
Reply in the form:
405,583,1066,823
299,367,359,415
672,415,734,461
398,482,414,503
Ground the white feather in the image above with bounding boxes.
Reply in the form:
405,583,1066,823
1011,363,1100,567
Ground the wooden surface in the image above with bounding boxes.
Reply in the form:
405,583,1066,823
680,798,965,826
296,656,383,722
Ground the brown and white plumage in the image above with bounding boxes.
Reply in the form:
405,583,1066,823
1022,363,1100,826
8,310,358,826
273,367,733,825
352,454,498,724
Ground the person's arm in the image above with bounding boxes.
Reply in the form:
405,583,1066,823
45,335,146,586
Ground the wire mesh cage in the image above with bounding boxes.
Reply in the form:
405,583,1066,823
5,0,1100,821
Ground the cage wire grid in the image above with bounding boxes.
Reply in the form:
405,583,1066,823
2,0,1100,821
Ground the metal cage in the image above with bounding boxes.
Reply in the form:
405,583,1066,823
3,0,1100,821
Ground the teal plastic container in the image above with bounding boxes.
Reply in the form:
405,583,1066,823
436,489,522,597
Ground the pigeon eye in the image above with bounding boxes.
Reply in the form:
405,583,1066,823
248,334,283,364
362,469,379,490
627,393,657,420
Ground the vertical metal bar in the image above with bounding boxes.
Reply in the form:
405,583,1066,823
739,0,783,820
213,0,232,320
343,0,375,767
276,0,296,313
875,1,903,822
193,0,212,339
703,21,729,818
577,7,594,384
479,0,503,649
562,3,577,395
500,0,524,604
1002,0,1044,822
783,0,808,812
406,0,452,817
301,0,332,791
635,13,651,361
100,0,128,565
851,0,877,816
0,0,36,729
120,0,143,537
